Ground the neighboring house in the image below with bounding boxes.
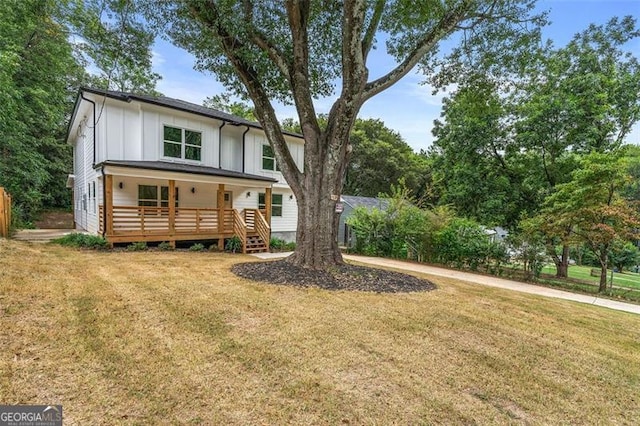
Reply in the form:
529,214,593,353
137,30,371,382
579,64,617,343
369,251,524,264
338,195,389,247
66,87,304,252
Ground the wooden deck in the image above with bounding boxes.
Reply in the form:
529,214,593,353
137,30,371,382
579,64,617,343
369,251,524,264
99,205,270,253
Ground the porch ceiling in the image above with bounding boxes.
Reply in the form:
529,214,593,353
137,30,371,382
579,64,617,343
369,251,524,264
96,160,277,187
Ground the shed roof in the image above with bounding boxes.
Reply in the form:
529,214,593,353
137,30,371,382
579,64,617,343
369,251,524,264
341,195,390,211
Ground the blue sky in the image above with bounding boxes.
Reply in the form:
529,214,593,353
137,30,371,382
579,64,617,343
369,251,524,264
151,0,640,152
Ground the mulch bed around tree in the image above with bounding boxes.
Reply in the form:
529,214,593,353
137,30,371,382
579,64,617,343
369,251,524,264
232,260,436,293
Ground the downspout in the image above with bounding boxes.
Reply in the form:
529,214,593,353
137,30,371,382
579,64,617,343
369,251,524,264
242,126,250,173
218,122,226,168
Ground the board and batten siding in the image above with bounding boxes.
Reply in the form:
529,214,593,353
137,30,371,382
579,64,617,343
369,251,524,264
71,104,100,233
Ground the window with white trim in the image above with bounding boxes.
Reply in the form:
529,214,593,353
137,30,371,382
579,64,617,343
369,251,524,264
261,144,280,171
163,125,202,161
259,193,283,217
138,185,179,208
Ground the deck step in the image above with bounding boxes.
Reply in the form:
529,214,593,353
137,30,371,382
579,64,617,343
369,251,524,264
244,235,268,253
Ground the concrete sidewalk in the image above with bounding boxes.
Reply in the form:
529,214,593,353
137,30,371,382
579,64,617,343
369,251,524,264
13,229,76,243
251,251,640,315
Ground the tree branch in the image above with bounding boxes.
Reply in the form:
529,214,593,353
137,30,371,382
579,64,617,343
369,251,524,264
243,0,292,80
362,0,473,101
285,0,322,140
189,1,304,192
361,0,385,62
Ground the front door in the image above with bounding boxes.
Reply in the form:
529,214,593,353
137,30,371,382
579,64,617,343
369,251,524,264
224,191,233,208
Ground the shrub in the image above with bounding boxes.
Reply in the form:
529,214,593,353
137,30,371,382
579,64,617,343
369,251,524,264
158,241,174,251
270,237,285,250
225,235,242,253
284,241,296,251
189,243,205,252
52,233,108,249
127,241,148,251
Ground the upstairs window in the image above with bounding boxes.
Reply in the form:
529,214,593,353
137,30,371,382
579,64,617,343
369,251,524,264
259,193,283,217
262,144,279,171
163,125,202,161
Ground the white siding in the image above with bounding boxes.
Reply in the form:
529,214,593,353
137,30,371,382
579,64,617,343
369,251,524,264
71,109,99,233
220,125,244,171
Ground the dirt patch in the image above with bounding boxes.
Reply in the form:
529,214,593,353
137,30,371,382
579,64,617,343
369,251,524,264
232,260,436,293
34,210,74,229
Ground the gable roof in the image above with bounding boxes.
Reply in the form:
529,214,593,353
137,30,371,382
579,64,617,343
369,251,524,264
68,87,304,142
341,195,390,211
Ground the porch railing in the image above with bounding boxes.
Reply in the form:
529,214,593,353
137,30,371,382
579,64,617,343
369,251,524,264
100,205,234,236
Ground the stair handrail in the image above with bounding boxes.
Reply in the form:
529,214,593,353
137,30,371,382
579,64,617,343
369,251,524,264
232,209,247,253
252,209,271,249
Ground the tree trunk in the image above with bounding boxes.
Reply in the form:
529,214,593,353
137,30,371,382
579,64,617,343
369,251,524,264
556,244,570,278
286,132,350,269
598,250,608,293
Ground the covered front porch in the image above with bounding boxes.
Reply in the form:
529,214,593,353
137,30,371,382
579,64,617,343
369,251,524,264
96,161,276,253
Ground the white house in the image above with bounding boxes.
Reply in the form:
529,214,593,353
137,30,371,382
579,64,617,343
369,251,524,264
66,87,304,252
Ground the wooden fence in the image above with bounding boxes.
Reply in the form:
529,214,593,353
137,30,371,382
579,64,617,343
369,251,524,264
0,187,11,238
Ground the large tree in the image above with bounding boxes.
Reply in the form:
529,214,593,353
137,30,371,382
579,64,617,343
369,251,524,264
141,0,542,268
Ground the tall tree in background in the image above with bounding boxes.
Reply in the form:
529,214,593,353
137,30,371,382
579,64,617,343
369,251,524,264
535,152,639,292
344,118,429,199
0,0,85,221
140,0,542,269
0,0,160,224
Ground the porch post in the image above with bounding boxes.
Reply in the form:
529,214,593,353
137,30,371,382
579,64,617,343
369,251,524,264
105,174,114,245
168,179,176,247
265,186,272,226
217,183,225,250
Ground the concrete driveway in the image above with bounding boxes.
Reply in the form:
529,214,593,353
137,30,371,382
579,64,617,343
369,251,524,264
251,251,640,315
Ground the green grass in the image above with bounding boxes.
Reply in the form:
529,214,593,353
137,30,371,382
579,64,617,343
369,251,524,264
541,264,640,290
2,239,640,424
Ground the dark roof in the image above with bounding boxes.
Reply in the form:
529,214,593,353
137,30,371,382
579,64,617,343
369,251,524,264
79,87,304,139
96,160,277,183
341,195,390,210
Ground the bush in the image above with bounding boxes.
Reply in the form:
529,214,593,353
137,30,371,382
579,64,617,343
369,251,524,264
270,237,285,250
284,241,296,251
158,241,174,251
52,233,108,249
189,243,205,252
127,241,148,251
225,235,242,253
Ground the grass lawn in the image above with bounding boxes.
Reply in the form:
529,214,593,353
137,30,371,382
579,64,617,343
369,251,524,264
2,239,640,424
541,264,640,290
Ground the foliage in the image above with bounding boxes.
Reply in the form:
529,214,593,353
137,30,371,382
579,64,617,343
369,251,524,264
344,119,430,198
430,16,640,230
0,0,160,225
225,235,242,253
433,218,508,272
189,243,206,252
52,232,108,249
536,152,640,291
505,232,547,279
158,241,174,251
203,93,256,120
136,0,543,268
269,237,294,251
127,241,148,251
609,241,640,272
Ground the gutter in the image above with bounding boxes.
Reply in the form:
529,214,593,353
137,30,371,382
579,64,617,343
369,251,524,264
242,126,250,173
